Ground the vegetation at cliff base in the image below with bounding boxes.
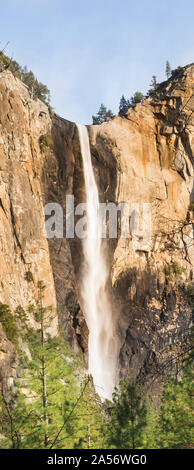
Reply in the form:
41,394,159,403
1,355,193,449
105,379,148,449
0,284,193,450
158,362,194,449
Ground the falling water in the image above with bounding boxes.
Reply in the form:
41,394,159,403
77,124,117,400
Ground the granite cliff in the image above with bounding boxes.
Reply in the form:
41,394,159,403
0,64,193,389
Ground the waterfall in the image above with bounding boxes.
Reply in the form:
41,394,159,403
77,124,117,400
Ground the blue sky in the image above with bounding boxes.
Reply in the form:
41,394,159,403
1,0,194,124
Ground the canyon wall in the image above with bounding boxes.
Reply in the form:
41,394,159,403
0,64,193,388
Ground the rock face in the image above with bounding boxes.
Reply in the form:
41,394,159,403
88,64,194,385
0,72,57,329
0,64,193,388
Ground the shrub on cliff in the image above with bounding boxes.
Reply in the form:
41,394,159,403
0,303,19,347
165,261,184,280
39,132,53,152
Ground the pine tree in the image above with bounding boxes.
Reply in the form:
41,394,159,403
119,95,130,116
92,104,114,125
165,60,171,79
149,76,158,93
72,376,106,449
106,379,147,449
23,282,80,448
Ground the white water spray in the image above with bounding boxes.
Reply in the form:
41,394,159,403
77,124,117,400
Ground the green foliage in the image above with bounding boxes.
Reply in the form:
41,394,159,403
92,86,145,121
0,50,50,106
143,399,159,449
0,334,81,448
0,324,193,450
165,261,183,280
15,305,29,330
189,203,194,212
106,379,148,449
72,376,105,449
22,334,79,448
39,133,53,152
0,286,110,449
157,360,194,448
92,104,114,125
0,385,32,449
0,303,18,347
118,91,144,117
0,293,82,448
0,278,193,449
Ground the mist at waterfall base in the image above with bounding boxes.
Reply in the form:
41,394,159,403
77,124,118,401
